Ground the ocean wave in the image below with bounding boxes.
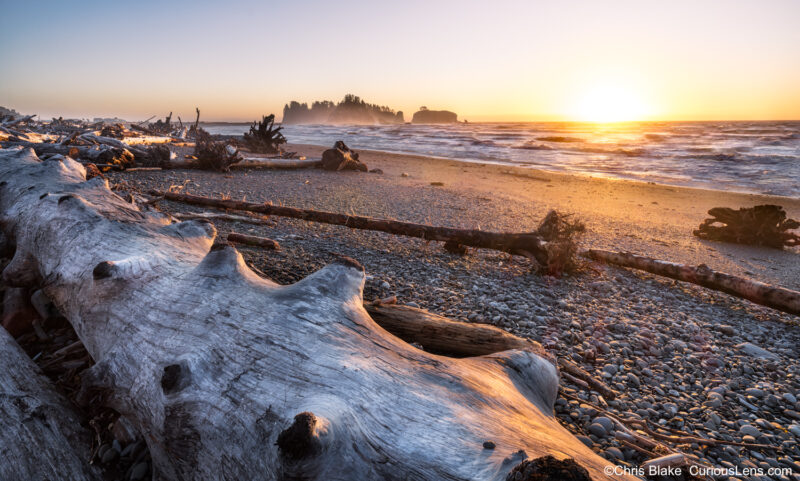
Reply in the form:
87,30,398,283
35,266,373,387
211,121,800,197
513,141,554,150
537,136,582,142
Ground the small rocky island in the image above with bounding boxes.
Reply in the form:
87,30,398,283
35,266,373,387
411,106,458,124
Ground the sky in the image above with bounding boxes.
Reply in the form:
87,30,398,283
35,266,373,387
1,0,799,122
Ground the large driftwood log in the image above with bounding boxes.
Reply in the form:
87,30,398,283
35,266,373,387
0,329,102,481
232,157,321,170
0,147,628,480
150,190,550,265
584,249,800,316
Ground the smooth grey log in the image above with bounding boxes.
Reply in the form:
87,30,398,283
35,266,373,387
0,146,631,480
0,329,102,481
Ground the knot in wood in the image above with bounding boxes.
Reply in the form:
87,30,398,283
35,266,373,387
277,412,321,459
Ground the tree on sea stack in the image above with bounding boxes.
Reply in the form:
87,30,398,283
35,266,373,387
243,113,287,154
0,147,631,480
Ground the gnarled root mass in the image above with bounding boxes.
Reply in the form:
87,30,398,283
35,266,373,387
693,204,800,248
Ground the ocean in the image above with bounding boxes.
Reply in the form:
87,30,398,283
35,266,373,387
205,121,800,198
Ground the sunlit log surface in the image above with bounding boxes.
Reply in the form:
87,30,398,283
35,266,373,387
0,146,631,480
0,328,102,481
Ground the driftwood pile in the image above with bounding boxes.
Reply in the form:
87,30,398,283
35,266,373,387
0,147,631,480
0,111,301,173
693,204,800,248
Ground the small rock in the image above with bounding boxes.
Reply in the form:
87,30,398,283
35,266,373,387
594,417,614,432
605,447,624,460
739,424,761,438
483,440,496,450
735,342,779,360
587,423,607,438
401,172,409,177
129,462,149,481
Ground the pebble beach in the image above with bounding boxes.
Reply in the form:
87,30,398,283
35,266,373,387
108,143,800,480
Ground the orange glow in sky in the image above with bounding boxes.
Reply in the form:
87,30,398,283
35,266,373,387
1,0,799,122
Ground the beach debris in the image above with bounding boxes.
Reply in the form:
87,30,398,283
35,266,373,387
535,210,586,276
0,146,627,480
226,232,280,250
149,189,551,266
242,114,286,154
584,249,800,316
320,140,368,171
693,204,800,248
193,128,241,171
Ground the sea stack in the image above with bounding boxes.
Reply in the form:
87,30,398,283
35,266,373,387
411,107,458,124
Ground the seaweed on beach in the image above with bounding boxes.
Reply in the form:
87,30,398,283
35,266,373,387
243,114,286,154
535,210,586,276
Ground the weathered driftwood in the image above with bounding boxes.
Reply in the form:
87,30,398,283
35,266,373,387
320,140,367,171
232,157,321,170
242,114,286,154
0,147,629,480
584,249,800,316
149,191,551,265
694,205,800,248
193,129,241,171
366,303,617,400
2,286,39,337
227,232,280,250
0,141,135,167
172,211,275,226
0,329,102,481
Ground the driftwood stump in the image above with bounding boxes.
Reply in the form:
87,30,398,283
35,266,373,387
0,146,630,480
320,140,367,171
693,205,800,248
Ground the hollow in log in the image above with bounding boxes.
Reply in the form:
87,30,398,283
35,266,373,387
0,147,629,480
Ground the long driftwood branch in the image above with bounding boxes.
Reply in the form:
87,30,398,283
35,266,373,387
366,303,617,400
0,147,629,480
149,190,550,265
584,249,800,316
0,329,102,481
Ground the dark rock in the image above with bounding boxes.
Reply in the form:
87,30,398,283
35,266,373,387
320,141,367,172
411,107,458,124
483,440,496,449
505,455,592,481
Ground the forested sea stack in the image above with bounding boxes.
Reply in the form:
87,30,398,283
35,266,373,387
411,106,458,123
282,94,404,125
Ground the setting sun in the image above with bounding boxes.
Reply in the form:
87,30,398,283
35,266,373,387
569,84,651,123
